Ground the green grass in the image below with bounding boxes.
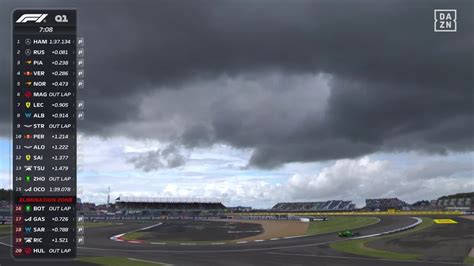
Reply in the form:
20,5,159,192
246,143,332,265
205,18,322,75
330,217,434,261
331,239,420,260
0,225,11,234
306,217,379,235
83,222,123,228
79,256,165,266
121,231,147,241
464,256,474,264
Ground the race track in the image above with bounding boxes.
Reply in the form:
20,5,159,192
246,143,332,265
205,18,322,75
0,216,472,266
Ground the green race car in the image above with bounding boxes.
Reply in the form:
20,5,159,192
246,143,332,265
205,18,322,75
338,230,360,237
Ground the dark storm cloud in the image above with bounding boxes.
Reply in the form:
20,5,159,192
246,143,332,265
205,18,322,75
0,0,472,168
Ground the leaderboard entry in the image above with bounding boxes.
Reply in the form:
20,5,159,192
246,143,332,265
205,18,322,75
12,10,77,259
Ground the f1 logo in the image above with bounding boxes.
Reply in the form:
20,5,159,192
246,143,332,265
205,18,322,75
434,9,457,32
16,14,48,23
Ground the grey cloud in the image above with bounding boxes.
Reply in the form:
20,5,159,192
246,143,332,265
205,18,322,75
405,160,473,180
281,157,474,205
0,0,472,168
127,144,187,172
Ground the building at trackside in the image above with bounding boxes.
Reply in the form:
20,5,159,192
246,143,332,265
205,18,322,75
114,197,227,217
271,200,355,211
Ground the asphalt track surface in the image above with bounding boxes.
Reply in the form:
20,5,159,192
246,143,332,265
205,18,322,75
0,216,472,266
368,216,474,263
137,220,264,242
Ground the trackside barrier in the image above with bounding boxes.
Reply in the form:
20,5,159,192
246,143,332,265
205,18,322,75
83,216,226,221
235,211,463,216
239,215,301,221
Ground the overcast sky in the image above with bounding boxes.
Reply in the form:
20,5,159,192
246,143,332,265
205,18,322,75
0,0,472,207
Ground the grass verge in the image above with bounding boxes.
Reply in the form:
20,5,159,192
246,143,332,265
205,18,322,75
83,222,124,228
330,217,433,261
0,224,11,234
306,217,379,235
79,256,165,266
464,256,474,264
121,231,147,241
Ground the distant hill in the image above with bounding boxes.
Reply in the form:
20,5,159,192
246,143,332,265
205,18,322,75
0,189,12,201
438,192,474,200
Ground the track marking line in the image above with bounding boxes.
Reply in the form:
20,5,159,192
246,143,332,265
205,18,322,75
0,242,12,248
283,235,309,239
128,240,144,244
266,252,468,265
236,241,248,244
77,238,363,253
151,242,166,245
269,238,280,241
0,241,12,248
211,242,225,245
351,217,422,240
227,230,261,233
139,223,164,231
110,223,162,242
253,239,264,242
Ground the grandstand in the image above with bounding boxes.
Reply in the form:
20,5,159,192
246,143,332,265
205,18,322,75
0,190,12,220
271,200,355,211
0,200,11,223
115,197,226,216
432,197,472,211
0,200,9,209
365,198,409,211
227,206,252,212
